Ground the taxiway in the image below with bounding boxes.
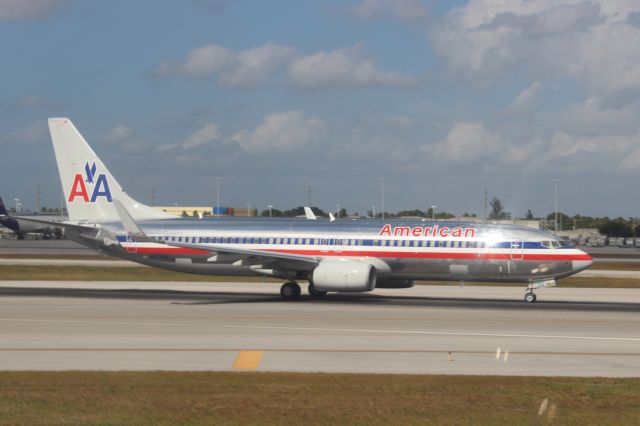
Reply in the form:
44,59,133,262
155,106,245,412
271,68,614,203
0,281,638,376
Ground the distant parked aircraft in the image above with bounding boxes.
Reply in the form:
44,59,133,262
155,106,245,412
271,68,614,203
0,197,65,239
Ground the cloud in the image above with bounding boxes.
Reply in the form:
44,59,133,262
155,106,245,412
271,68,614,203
105,125,133,143
159,124,221,152
227,111,324,154
426,122,502,163
287,43,418,89
429,0,640,101
1,121,47,144
15,95,62,109
153,44,235,79
348,0,427,22
508,81,542,113
555,97,640,136
154,42,416,90
0,0,69,20
192,0,227,15
153,42,296,87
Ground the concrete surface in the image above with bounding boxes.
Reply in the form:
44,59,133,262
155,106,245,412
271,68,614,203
0,281,638,376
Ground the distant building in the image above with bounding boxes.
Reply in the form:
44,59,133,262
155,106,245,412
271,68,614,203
232,207,257,217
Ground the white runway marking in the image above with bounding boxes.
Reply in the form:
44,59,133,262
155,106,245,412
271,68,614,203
1,318,639,342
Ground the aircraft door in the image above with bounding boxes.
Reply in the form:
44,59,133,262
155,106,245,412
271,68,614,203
510,240,523,260
126,231,138,253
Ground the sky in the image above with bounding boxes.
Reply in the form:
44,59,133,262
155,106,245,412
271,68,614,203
2,0,640,218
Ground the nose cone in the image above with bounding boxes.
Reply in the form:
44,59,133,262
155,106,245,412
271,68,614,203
572,251,593,273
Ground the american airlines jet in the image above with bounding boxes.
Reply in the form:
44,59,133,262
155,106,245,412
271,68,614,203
6,118,593,302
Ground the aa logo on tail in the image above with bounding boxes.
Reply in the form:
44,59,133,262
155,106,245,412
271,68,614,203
68,162,112,202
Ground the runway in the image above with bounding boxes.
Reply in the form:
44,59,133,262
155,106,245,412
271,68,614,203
0,281,638,376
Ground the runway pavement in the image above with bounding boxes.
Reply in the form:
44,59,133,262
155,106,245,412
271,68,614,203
0,281,638,376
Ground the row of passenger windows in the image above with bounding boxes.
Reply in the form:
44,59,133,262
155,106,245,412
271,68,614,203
152,235,494,249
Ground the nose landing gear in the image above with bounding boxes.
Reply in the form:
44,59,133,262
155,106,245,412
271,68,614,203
524,279,556,303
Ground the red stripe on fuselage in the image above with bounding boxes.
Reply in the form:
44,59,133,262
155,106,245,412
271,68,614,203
129,246,591,261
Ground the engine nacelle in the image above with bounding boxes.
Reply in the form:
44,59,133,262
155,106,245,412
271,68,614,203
375,278,415,289
311,260,376,292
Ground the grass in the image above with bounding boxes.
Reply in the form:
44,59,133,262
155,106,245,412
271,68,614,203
0,372,638,425
1,265,639,288
0,265,278,283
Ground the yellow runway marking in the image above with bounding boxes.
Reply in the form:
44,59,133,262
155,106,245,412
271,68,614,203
232,350,263,370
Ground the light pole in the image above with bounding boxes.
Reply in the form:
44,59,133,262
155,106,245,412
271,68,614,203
215,177,222,216
380,178,386,220
372,205,376,219
268,205,273,218
336,204,340,219
553,178,559,232
246,203,251,217
431,205,436,221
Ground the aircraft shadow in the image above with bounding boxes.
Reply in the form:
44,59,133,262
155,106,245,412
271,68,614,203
0,286,638,312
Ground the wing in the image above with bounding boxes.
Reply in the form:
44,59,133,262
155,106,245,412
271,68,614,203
165,240,320,270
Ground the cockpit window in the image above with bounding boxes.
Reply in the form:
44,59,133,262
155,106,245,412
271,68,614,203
541,240,560,249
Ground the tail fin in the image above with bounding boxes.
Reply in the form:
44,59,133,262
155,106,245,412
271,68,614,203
0,197,8,215
48,118,173,223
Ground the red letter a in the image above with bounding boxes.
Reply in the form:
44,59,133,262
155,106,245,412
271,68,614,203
68,174,89,202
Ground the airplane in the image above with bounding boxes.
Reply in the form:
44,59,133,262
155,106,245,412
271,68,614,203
0,197,65,239
11,118,593,303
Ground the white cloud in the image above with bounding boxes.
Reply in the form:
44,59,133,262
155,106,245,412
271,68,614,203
555,97,640,136
219,43,297,87
154,44,235,79
429,0,640,100
228,111,324,154
508,81,542,113
105,125,133,143
0,0,68,19
1,121,47,144
153,42,296,87
349,0,427,22
287,43,418,89
15,95,60,109
423,117,640,175
159,124,221,152
427,122,502,163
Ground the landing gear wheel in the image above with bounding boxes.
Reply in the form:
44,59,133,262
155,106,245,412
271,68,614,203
280,282,301,300
524,292,536,303
308,283,327,297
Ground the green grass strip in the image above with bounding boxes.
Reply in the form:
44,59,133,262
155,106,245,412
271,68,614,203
0,372,638,425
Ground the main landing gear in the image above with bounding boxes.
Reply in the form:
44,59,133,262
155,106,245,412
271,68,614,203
280,281,301,299
279,281,328,300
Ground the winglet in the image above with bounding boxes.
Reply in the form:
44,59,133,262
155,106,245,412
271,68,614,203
304,206,317,220
113,199,145,236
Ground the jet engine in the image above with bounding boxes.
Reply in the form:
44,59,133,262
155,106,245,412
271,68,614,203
311,260,376,292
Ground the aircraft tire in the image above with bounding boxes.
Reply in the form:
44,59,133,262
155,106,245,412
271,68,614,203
280,282,301,300
524,292,536,303
308,283,327,297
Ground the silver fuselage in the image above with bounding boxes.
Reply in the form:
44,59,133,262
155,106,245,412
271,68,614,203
68,217,593,283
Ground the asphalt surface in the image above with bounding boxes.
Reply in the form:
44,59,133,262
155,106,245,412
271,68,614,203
0,281,638,376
